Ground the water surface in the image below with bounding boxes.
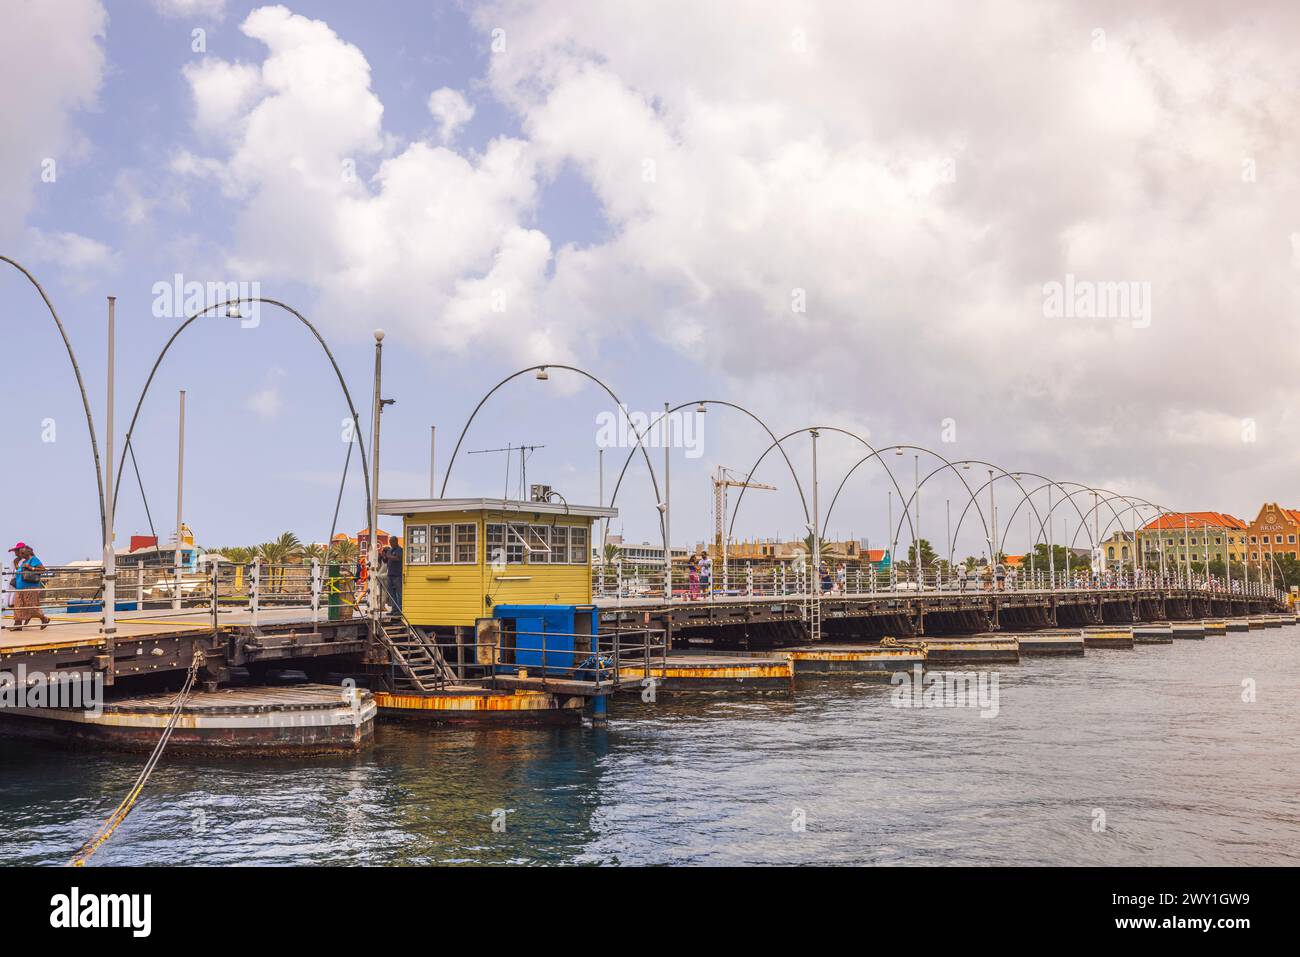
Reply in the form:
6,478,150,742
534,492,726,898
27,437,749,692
2,628,1297,865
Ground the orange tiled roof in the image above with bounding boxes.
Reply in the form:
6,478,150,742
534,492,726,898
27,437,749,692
1140,511,1246,531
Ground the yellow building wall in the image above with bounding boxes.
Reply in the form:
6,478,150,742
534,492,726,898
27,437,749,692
400,509,593,627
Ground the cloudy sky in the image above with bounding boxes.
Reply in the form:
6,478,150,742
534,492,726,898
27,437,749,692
3,0,1299,563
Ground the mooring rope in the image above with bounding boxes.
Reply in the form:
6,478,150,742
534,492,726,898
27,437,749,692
69,651,204,867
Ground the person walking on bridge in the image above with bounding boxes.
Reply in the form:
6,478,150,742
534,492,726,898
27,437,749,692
9,543,50,630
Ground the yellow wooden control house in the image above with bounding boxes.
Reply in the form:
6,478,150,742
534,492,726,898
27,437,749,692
377,498,617,628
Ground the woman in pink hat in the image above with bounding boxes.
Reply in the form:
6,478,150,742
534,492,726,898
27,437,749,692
10,543,50,630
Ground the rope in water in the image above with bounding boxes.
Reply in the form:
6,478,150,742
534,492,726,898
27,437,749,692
69,651,204,867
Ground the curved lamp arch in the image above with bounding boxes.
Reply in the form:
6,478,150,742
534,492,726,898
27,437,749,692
439,364,668,558
114,297,374,538
1,255,106,541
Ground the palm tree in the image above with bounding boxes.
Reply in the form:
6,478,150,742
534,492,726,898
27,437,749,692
256,540,290,593
327,537,358,565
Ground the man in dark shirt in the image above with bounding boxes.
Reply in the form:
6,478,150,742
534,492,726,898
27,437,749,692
383,535,404,613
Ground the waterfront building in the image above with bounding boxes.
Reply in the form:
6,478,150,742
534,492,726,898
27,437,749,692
114,528,199,572
594,535,689,566
1243,503,1300,564
1098,531,1135,565
1137,512,1247,567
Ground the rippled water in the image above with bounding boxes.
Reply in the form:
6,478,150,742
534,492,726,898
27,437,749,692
3,628,1298,866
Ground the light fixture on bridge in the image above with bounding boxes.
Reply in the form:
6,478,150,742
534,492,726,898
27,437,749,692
962,463,971,470
895,447,903,456
696,402,707,413
226,301,242,319
656,501,667,513
536,366,549,381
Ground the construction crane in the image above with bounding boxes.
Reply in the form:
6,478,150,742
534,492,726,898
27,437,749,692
713,466,776,562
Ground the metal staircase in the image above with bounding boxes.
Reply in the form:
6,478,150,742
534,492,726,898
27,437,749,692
372,589,457,691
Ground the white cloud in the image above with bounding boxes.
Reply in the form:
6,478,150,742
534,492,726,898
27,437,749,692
245,386,283,419
427,87,475,144
178,5,552,360
174,1,1300,518
245,365,287,420
466,0,1300,509
0,0,106,245
150,0,225,19
183,60,263,137
27,228,116,272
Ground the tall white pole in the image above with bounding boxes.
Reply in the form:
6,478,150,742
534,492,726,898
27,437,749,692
368,330,385,616
887,490,893,587
598,447,605,577
434,429,444,501
988,469,996,566
1048,485,1055,589
914,454,921,589
811,430,820,594
102,297,116,644
663,402,671,601
173,389,186,611
946,497,952,570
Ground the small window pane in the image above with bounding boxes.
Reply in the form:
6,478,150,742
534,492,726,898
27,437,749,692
550,526,568,564
569,526,588,564
430,524,452,563
526,525,550,563
486,523,524,564
408,526,429,564
454,523,477,564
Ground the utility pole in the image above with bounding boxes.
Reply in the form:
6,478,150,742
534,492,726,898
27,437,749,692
434,429,444,501
946,498,952,571
914,454,921,590
988,469,997,567
887,490,893,588
102,297,117,645
173,389,186,611
368,330,386,617
811,429,821,609
1048,485,1055,589
663,402,671,601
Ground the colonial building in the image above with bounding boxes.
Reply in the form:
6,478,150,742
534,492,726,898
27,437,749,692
1137,512,1248,566
1243,503,1300,564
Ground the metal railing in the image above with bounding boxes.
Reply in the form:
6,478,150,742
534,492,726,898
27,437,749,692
591,560,1286,604
417,626,667,690
0,559,366,636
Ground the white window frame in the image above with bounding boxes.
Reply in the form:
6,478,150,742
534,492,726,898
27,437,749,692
549,525,569,565
407,525,430,565
429,524,453,564
454,523,478,564
525,525,551,563
569,525,589,565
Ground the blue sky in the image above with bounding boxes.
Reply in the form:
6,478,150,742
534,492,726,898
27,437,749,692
4,0,1300,563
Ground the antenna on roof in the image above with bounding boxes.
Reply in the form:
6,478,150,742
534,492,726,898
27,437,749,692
467,443,546,499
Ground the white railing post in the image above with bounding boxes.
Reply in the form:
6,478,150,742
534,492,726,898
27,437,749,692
250,559,261,629
311,558,322,625
135,560,144,609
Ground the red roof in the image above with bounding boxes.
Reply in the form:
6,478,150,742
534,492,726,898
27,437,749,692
864,549,889,562
1140,511,1246,531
